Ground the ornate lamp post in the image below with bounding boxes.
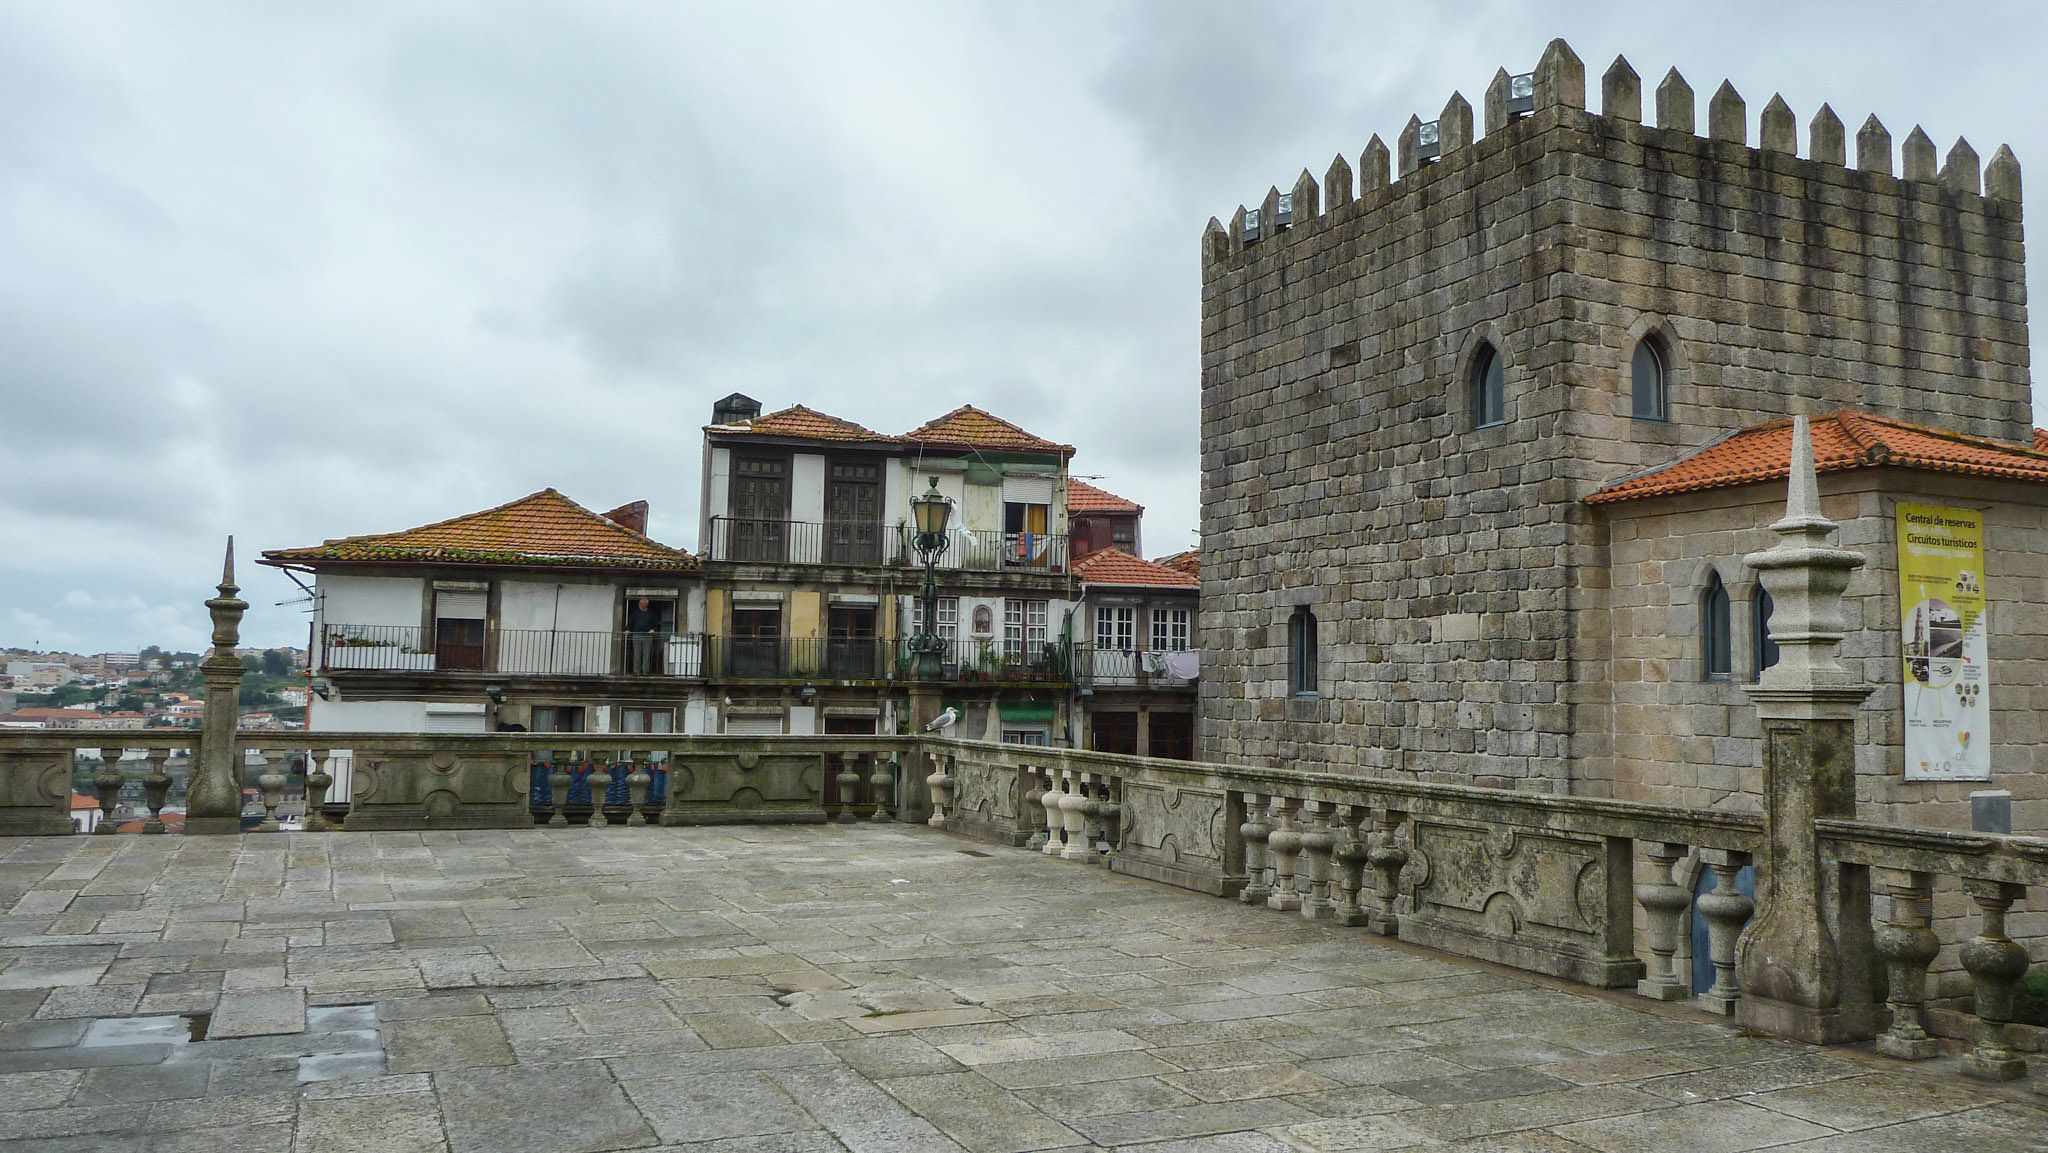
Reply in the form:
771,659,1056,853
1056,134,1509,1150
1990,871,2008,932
908,477,955,679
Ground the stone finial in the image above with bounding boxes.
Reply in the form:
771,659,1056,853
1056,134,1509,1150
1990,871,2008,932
1439,91,1473,154
1533,38,1585,111
1656,68,1694,133
1325,153,1354,208
1743,416,1867,695
1809,104,1845,166
207,536,247,654
1986,144,2022,202
1360,135,1390,192
1857,115,1892,174
1290,169,1320,223
1707,81,1746,144
1940,137,1981,195
1484,68,1512,134
1203,217,1229,263
1398,114,1425,177
1602,55,1642,123
1760,94,1796,155
1903,126,1936,181
1228,204,1248,253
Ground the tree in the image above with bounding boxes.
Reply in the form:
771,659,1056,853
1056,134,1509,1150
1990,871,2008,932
260,650,290,677
240,654,261,672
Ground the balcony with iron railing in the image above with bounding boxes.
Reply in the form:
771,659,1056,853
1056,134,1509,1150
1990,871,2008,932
317,623,705,678
703,635,1072,684
1073,645,1199,689
703,516,1067,573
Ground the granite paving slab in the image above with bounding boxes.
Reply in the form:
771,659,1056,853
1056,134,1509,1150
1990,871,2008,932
0,825,2038,1153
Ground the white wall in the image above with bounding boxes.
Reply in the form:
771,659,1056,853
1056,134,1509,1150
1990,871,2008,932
319,575,424,627
498,580,561,632
791,453,826,524
555,584,614,634
310,698,431,732
705,446,730,546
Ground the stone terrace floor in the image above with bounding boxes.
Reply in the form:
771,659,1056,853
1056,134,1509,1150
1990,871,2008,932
1,826,2044,1153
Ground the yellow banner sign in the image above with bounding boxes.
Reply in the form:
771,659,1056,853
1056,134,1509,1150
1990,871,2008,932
1896,504,1988,781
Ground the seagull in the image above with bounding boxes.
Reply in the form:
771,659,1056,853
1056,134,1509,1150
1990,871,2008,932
923,707,958,733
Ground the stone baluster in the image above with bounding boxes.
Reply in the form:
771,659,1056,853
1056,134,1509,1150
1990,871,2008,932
301,750,333,832
1296,800,1336,920
1060,772,1093,862
141,750,174,835
836,755,864,825
869,754,894,822
1266,798,1304,911
585,761,614,829
1023,768,1048,850
1076,780,1105,866
1871,868,1939,1059
1367,809,1409,935
255,751,286,832
1959,879,2029,1081
926,752,953,829
92,748,127,835
625,753,653,827
1096,778,1121,858
1330,805,1371,926
1636,842,1692,1001
1695,849,1753,1015
546,759,573,828
1041,771,1066,856
1238,793,1272,905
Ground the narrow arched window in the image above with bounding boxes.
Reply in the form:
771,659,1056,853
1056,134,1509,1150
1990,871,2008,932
1288,608,1318,698
1752,587,1779,680
1471,344,1505,428
1702,574,1731,681
1632,338,1667,421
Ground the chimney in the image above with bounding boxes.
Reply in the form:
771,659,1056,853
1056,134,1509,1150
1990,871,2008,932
603,501,649,535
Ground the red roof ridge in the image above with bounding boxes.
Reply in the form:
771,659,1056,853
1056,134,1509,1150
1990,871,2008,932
260,489,698,571
1590,411,2048,505
902,405,1075,457
1075,546,1199,588
1067,479,1143,514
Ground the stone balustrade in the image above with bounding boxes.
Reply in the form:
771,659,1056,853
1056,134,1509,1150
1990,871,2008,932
4,725,2044,1079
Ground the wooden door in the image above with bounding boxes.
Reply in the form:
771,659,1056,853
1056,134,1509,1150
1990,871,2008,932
731,458,789,562
825,463,881,565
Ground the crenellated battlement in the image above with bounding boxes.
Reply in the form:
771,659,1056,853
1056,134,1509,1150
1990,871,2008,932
1202,38,2023,267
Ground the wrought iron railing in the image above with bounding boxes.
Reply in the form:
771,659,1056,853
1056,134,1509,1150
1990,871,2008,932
1073,646,1198,688
706,517,887,566
894,527,1068,573
316,624,704,677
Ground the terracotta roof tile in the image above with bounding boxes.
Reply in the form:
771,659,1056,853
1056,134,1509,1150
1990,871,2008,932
2036,428,2047,454
902,406,1074,458
261,489,698,571
716,404,894,443
1075,547,1199,589
1152,549,1202,579
1067,479,1142,515
1589,412,2048,505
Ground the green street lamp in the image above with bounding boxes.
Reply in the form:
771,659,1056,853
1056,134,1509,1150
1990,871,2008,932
908,477,954,679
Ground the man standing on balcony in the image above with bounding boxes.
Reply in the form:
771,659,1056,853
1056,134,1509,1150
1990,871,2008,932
628,596,659,675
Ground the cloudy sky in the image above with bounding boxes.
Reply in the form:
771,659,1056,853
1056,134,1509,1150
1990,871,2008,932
4,1,2042,654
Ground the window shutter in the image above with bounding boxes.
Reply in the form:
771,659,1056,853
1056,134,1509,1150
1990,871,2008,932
436,592,488,620
724,713,784,736
1002,476,1053,504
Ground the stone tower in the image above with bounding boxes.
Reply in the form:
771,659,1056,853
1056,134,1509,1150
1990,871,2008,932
1197,39,2029,789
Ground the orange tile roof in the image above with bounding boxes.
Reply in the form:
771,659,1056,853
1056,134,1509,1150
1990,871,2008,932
1067,480,1142,515
1075,547,1199,589
1152,549,1202,579
2036,428,2048,454
715,404,894,443
261,489,698,571
902,406,1074,458
1589,412,2048,505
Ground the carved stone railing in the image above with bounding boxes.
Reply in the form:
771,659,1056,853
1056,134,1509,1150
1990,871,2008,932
924,739,1767,991
1818,819,2048,1082
0,730,927,835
